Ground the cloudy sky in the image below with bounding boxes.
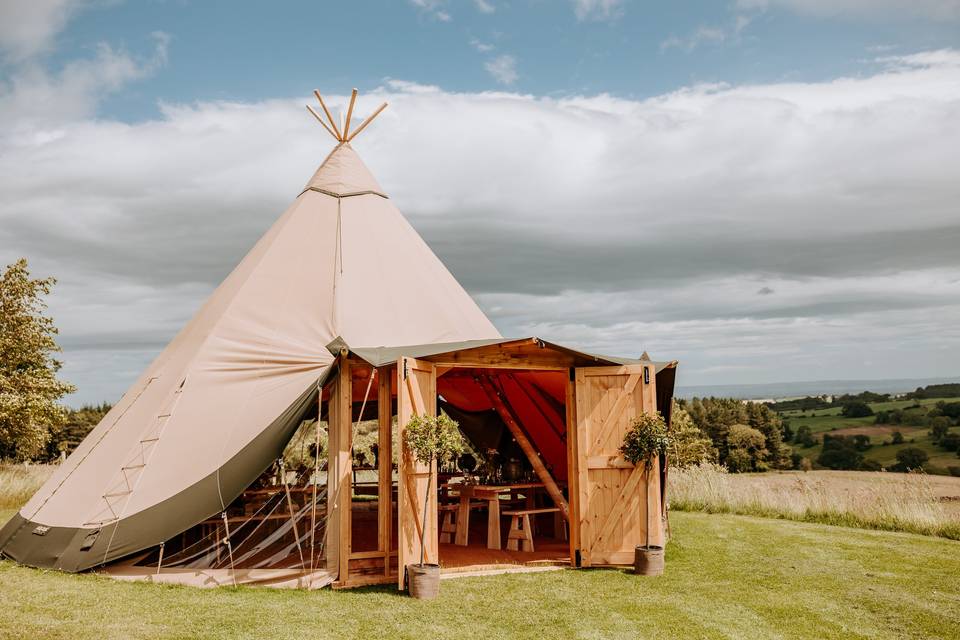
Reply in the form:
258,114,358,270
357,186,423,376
1,0,959,405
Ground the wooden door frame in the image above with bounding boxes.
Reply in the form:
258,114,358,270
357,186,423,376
395,356,438,589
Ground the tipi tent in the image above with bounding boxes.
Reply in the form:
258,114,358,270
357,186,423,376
0,90,500,576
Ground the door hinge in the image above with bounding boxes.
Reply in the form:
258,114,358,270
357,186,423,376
643,366,650,384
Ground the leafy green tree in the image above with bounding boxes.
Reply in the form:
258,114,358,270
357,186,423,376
725,424,769,472
893,447,928,471
930,417,952,443
841,401,874,418
681,397,789,471
939,432,960,452
817,434,863,470
891,430,905,445
667,405,718,468
851,434,872,451
0,259,75,461
44,402,112,461
794,424,816,447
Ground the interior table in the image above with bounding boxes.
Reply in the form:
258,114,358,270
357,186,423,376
452,483,545,550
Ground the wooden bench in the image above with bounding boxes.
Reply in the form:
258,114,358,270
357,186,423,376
439,502,486,544
503,508,560,552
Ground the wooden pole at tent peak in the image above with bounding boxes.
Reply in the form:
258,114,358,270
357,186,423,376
346,102,389,142
307,105,339,141
476,375,569,522
314,90,342,141
342,88,358,140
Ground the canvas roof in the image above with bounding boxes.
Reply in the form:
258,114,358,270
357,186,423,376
0,140,500,572
325,336,675,371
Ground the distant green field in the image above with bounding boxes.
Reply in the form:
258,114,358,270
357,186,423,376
784,397,960,474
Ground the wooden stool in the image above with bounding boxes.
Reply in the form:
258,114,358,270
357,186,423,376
503,507,559,552
439,504,458,544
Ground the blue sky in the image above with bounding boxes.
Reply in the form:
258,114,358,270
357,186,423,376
50,1,960,119
1,0,960,405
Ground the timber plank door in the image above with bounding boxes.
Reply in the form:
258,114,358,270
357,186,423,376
573,364,661,566
396,357,437,588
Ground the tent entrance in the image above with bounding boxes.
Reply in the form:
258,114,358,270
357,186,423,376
429,365,573,577
325,338,677,589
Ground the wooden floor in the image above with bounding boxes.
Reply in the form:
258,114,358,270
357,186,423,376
438,509,570,571
439,539,569,570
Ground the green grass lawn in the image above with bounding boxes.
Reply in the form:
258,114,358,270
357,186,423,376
1,510,959,639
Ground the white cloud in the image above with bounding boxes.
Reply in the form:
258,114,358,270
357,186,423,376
736,0,960,20
409,0,452,21
473,0,495,14
470,38,495,53
3,50,960,401
572,0,624,22
661,14,753,52
484,54,518,84
0,31,170,130
0,0,83,62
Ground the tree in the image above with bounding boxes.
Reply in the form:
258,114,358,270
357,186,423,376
891,430,905,445
841,401,874,418
667,405,718,468
44,402,112,461
893,447,928,471
0,259,75,460
794,425,816,447
851,434,872,451
781,420,794,443
403,412,463,568
725,424,769,472
620,412,671,549
939,432,960,452
929,417,952,443
681,397,789,471
817,434,863,470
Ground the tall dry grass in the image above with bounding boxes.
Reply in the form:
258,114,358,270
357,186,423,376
0,464,55,513
669,463,960,540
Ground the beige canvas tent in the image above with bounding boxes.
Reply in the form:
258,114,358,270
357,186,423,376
0,90,677,589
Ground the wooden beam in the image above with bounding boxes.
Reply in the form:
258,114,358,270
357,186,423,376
306,104,338,140
314,90,342,140
346,101,388,142
565,371,580,565
475,375,569,522
336,355,352,583
342,88,358,140
377,366,393,577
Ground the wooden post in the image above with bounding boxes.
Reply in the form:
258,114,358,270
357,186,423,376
377,366,393,576
342,88,358,140
333,353,352,583
314,90,342,140
346,102,388,142
565,370,580,563
476,375,569,522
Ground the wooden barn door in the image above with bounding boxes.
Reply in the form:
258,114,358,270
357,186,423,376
573,364,660,566
396,357,437,588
